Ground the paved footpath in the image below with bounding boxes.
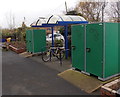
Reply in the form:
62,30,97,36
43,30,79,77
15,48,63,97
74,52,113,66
2,51,87,95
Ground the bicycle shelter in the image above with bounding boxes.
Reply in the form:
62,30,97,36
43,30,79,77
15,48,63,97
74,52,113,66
31,15,88,58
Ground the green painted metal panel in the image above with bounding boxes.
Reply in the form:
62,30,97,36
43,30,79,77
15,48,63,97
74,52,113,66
26,29,46,53
38,30,46,52
26,30,33,52
118,23,120,73
33,29,46,53
71,25,85,71
26,30,29,52
104,23,119,78
86,23,103,78
29,30,33,52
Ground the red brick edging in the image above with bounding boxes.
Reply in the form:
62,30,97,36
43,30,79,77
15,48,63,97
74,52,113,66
9,45,26,54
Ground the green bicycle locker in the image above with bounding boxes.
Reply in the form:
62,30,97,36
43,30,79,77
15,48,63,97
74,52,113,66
71,24,85,71
71,23,119,80
26,30,33,52
26,29,46,53
86,23,103,78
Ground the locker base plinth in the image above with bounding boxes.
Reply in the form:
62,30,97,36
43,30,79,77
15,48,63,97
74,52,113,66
73,68,120,81
72,68,82,72
81,71,90,76
98,73,120,81
71,67,76,70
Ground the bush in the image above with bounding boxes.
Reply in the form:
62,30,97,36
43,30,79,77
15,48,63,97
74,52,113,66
54,39,64,47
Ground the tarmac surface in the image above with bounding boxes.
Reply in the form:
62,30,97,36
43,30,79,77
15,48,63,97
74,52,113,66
2,50,88,95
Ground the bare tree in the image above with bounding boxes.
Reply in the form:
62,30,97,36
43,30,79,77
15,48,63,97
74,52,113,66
6,12,15,30
75,2,108,22
108,1,120,22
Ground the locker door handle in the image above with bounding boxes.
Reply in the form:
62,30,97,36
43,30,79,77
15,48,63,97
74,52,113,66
71,46,76,50
86,48,91,52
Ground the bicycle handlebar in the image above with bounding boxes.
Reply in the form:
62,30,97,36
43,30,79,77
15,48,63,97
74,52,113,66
41,46,70,54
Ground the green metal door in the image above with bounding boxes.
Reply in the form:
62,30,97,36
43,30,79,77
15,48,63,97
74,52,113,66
86,23,103,77
33,29,46,53
39,29,46,52
29,30,33,53
71,25,85,71
104,23,119,78
26,30,29,52
26,30,33,52
118,23,120,74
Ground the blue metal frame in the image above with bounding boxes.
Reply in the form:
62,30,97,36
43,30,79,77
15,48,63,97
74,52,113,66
64,25,68,58
51,27,54,47
31,21,88,58
58,21,88,25
32,21,88,27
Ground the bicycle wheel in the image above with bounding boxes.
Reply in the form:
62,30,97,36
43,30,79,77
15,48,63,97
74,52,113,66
42,50,51,62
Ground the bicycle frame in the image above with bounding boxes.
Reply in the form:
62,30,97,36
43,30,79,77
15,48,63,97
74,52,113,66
49,47,61,61
42,46,68,66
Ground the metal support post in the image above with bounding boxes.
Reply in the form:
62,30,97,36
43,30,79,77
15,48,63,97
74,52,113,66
64,25,68,59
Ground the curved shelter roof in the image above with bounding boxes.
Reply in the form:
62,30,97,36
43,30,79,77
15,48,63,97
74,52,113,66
47,15,86,24
31,15,87,26
31,17,47,26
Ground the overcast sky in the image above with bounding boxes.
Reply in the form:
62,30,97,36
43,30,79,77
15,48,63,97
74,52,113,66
0,0,118,28
0,0,79,28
